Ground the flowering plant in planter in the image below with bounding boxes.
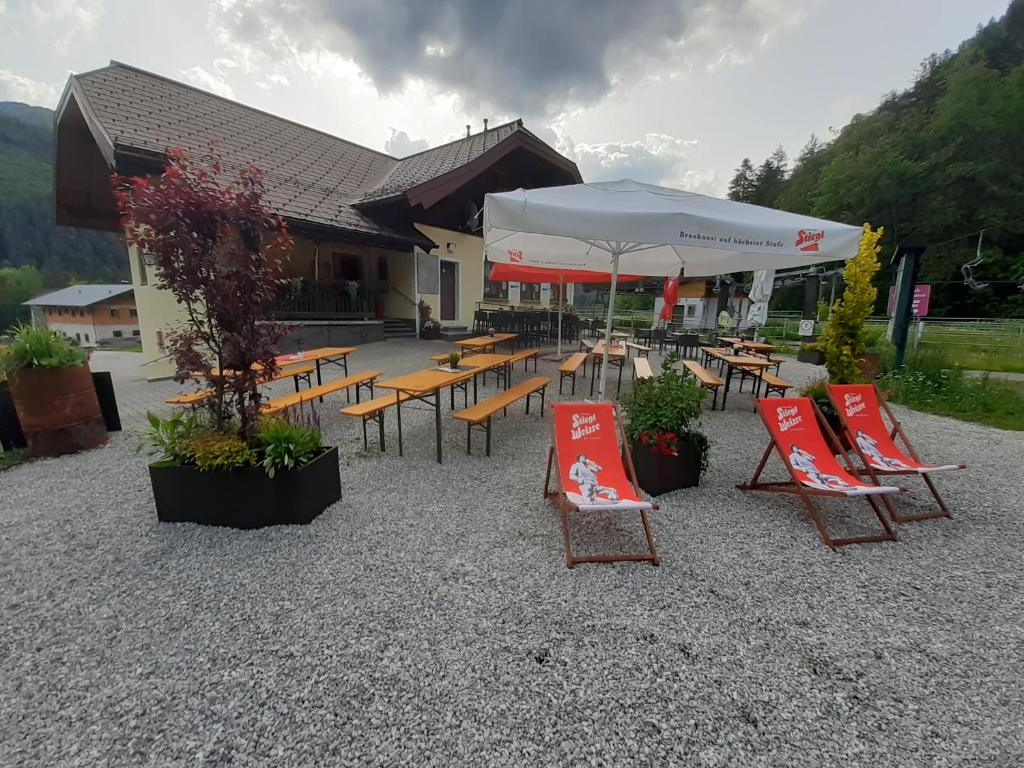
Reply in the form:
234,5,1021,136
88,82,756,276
620,355,710,494
115,145,340,527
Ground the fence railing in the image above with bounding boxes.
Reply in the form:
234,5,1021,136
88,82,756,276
268,280,372,319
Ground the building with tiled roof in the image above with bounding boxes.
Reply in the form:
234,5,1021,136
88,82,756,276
55,62,581,377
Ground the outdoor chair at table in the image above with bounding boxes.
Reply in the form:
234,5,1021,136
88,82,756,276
650,328,667,353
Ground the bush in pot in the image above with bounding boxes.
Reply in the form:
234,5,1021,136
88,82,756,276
620,355,710,495
819,223,883,384
0,323,107,456
116,145,340,527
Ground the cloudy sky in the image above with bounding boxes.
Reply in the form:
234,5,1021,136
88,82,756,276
0,0,1011,196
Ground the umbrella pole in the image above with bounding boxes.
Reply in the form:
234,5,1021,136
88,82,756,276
598,251,620,401
557,275,564,357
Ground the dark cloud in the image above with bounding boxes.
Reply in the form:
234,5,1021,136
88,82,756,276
384,128,430,157
220,0,751,115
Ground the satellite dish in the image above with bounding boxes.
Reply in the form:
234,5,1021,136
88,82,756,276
464,200,483,232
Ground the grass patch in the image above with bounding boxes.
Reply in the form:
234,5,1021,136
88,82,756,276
879,350,1024,430
0,448,29,471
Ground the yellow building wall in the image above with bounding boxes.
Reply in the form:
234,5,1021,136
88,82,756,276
128,243,186,380
414,224,484,327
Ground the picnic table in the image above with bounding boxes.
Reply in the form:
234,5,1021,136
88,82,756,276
274,347,355,387
377,354,512,463
455,333,518,354
718,337,776,359
588,340,628,397
719,354,773,410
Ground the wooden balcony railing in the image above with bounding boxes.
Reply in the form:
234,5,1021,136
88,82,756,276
268,280,373,319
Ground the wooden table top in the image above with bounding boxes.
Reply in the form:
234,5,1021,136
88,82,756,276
455,333,518,349
379,355,511,395
458,353,513,368
274,346,356,365
721,354,772,368
592,340,627,358
736,341,775,353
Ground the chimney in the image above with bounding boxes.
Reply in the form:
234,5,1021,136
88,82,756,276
483,118,489,132
466,124,471,138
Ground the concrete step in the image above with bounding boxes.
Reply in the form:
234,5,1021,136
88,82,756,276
439,326,475,341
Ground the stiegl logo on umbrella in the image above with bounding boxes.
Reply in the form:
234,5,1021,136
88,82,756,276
795,228,825,252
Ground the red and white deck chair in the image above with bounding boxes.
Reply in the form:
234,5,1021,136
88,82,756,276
738,397,901,549
828,384,965,523
544,402,659,568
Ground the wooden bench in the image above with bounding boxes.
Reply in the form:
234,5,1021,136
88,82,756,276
261,370,380,416
340,390,413,451
682,360,723,409
625,341,651,358
453,376,550,456
633,357,654,380
165,389,214,407
558,352,588,395
754,371,792,398
166,364,315,407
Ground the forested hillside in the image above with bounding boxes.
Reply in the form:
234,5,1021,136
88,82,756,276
0,101,128,288
728,1,1024,318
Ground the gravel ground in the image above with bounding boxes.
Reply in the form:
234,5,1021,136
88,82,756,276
1,344,1022,767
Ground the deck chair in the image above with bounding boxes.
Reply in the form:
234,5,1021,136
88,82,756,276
544,402,659,568
738,397,901,549
829,384,965,523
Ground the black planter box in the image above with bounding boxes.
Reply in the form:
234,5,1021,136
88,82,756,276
797,348,826,365
630,439,703,496
149,446,341,529
91,371,122,432
0,381,26,450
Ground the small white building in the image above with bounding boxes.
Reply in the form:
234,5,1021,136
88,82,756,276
24,284,139,347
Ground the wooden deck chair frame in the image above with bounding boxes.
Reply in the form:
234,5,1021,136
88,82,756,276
830,383,963,523
737,398,899,549
544,403,659,568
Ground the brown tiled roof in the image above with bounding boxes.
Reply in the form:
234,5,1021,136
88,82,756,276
68,62,573,245
363,120,523,202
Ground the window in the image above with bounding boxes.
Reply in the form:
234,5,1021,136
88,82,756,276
331,252,363,281
110,308,121,318
520,282,541,302
74,333,81,343
132,330,140,337
686,304,697,317
84,333,89,343
137,251,149,286
482,259,508,300
129,308,138,318
113,330,123,338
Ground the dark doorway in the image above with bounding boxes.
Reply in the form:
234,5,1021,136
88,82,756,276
440,260,457,321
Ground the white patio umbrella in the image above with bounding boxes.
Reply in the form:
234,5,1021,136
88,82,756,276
742,268,775,333
484,179,863,400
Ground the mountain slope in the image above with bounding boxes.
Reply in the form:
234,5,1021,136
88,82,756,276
0,102,128,285
728,1,1024,317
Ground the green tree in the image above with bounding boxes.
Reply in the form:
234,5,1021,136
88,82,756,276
727,158,758,202
0,265,43,331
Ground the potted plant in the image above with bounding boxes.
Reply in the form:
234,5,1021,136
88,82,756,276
115,145,341,528
799,375,849,451
0,323,107,457
421,317,441,340
142,405,339,528
797,340,826,365
620,355,710,495
819,223,884,385
447,351,461,370
0,368,26,451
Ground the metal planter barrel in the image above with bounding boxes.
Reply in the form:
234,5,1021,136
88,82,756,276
8,364,108,457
